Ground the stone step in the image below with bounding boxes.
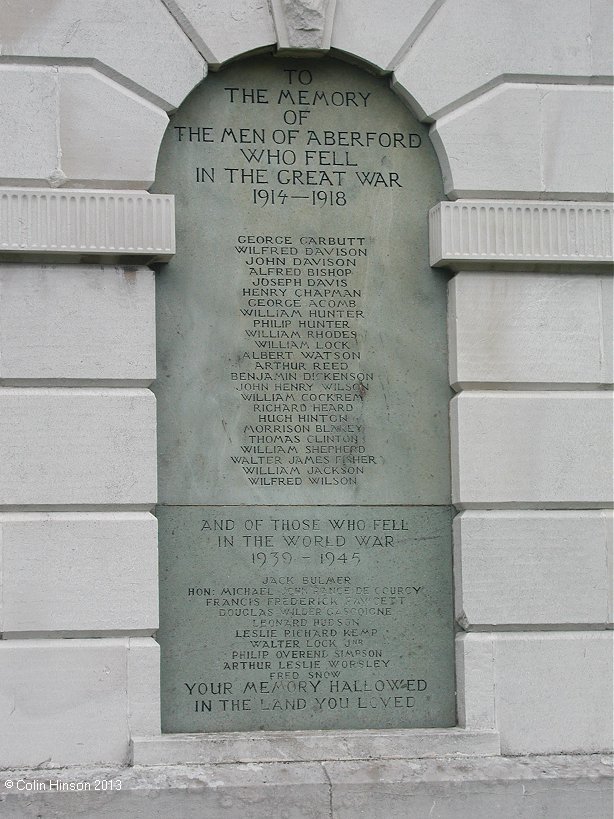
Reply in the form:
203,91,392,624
0,754,611,819
131,728,500,765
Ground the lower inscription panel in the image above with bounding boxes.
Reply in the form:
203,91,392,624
158,505,455,732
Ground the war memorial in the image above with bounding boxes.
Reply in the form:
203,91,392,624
0,1,612,815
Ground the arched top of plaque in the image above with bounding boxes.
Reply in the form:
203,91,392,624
153,56,450,506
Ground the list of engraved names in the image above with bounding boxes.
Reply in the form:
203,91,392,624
154,56,449,506
158,506,453,731
154,57,454,732
232,232,375,487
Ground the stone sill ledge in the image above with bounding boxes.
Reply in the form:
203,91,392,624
0,188,175,263
131,727,500,765
3,191,612,271
430,200,614,270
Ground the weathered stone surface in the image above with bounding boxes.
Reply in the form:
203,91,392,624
456,633,496,730
0,0,610,788
162,0,276,67
393,0,612,120
158,505,455,732
431,84,541,198
0,66,59,185
0,0,206,110
493,633,614,754
541,86,614,195
430,201,614,269
152,55,454,737
128,639,162,737
0,66,169,188
0,761,331,817
449,273,614,388
430,84,614,199
0,265,155,385
332,0,439,72
454,511,613,628
0,190,175,262
327,755,614,819
0,756,610,818
0,389,156,508
451,392,613,507
271,0,336,51
0,638,159,766
59,68,168,188
154,57,449,506
0,513,158,635
458,633,614,754
132,728,499,765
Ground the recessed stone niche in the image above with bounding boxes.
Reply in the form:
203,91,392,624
152,56,454,734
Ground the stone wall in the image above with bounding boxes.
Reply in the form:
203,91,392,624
0,0,612,767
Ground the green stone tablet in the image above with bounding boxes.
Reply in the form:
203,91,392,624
153,57,454,732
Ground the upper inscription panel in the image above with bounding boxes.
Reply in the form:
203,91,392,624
154,58,449,505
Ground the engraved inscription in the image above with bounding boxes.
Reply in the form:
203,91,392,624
231,232,375,487
153,57,454,732
158,506,454,731
175,67,421,208
154,58,449,505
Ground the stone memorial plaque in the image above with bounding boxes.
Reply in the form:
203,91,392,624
154,57,450,506
158,506,454,731
153,57,454,732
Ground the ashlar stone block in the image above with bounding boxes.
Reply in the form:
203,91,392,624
431,84,541,199
0,512,158,636
331,0,437,72
541,86,614,195
449,273,613,389
162,0,276,67
458,632,614,753
493,632,613,754
0,638,160,766
456,633,496,731
451,391,613,508
0,65,170,188
431,84,614,199
128,638,161,737
393,0,611,120
454,511,613,628
0,265,155,385
0,66,59,185
59,68,169,188
0,0,206,110
0,388,156,508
